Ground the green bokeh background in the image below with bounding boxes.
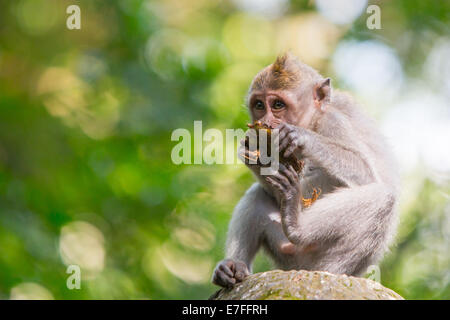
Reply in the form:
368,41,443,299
0,0,448,299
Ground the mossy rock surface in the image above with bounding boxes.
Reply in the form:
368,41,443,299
210,270,404,300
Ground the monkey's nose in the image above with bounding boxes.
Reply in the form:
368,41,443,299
267,118,282,129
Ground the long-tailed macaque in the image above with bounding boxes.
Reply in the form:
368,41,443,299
212,53,399,288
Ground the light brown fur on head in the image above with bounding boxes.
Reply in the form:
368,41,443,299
250,53,321,92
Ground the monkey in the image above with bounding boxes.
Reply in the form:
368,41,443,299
212,53,399,288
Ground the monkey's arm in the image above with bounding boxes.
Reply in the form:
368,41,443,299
266,165,396,252
212,184,265,287
225,184,264,269
278,120,378,187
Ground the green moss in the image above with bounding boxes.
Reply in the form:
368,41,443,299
212,270,404,300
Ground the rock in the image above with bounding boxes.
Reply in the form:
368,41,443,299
210,270,403,300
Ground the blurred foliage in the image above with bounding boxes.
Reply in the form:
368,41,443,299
0,0,448,299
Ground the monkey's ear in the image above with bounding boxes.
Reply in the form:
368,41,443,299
313,78,331,111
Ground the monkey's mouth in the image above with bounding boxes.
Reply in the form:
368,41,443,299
245,120,304,173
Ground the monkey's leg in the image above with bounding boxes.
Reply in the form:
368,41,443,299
281,183,397,275
260,213,313,271
225,183,306,272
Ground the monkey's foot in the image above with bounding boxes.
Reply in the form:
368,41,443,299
280,242,296,255
280,242,317,255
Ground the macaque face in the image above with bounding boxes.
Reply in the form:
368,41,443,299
248,88,316,129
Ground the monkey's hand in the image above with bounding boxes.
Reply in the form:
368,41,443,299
238,142,258,166
264,163,301,206
238,133,262,171
265,164,303,245
212,259,250,288
277,122,309,158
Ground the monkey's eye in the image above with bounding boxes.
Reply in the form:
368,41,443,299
273,100,285,109
254,100,264,110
